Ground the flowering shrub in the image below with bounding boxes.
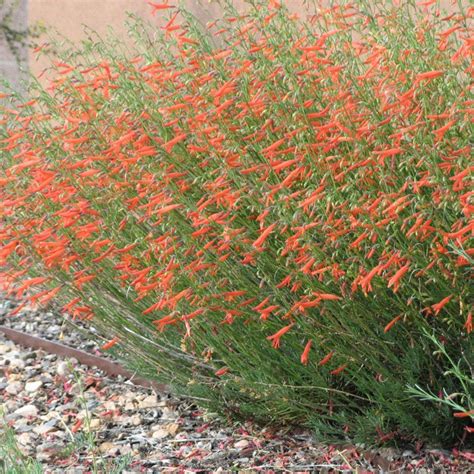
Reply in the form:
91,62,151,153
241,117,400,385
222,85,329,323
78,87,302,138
0,0,472,445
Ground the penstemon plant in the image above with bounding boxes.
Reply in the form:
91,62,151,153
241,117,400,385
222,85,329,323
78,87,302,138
0,0,472,446
407,329,473,425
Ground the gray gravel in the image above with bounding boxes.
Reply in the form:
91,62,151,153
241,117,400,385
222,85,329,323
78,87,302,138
1,296,472,472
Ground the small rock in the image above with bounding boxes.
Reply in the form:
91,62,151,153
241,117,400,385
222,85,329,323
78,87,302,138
56,361,70,376
102,401,116,411
119,444,133,455
89,418,101,430
14,404,38,418
5,381,23,395
139,395,159,409
36,447,55,461
130,414,142,426
161,406,178,420
0,343,12,355
5,350,20,359
21,352,37,361
36,442,62,462
33,420,57,435
3,400,19,413
24,369,41,379
46,324,61,335
25,323,35,333
6,373,21,381
25,380,43,393
17,432,35,446
14,420,35,432
234,439,250,449
68,383,82,395
152,428,170,440
165,422,180,436
40,373,53,383
7,358,26,370
86,400,99,411
125,400,138,411
49,430,67,440
99,442,117,454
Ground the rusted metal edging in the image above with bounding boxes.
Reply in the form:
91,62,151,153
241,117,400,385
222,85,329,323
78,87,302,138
0,325,168,393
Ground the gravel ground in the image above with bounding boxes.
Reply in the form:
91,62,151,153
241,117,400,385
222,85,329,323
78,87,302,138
1,296,473,473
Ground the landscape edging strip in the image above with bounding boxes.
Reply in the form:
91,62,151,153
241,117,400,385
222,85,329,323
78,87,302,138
0,325,168,393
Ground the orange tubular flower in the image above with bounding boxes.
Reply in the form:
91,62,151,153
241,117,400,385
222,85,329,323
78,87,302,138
312,292,342,301
300,339,312,365
252,223,277,250
148,2,174,14
15,277,49,297
318,351,335,366
384,315,402,333
465,313,473,334
431,295,453,316
215,367,230,376
415,70,444,82
453,410,474,418
387,263,410,293
266,323,294,349
101,337,120,350
330,363,348,375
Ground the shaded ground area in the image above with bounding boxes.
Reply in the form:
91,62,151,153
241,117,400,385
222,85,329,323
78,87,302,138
1,297,473,472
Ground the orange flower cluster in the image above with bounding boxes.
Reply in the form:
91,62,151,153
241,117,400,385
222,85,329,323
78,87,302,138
0,0,472,442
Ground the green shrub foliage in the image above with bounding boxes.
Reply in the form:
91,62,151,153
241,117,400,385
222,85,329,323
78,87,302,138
0,0,472,446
